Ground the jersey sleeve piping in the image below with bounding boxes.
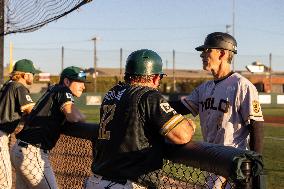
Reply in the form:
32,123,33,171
181,98,198,117
160,114,184,136
245,115,264,125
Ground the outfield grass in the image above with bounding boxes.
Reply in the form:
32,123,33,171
79,105,284,188
263,124,284,189
262,107,284,117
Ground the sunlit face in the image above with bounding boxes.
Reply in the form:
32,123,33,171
68,80,85,97
200,48,222,72
25,73,34,85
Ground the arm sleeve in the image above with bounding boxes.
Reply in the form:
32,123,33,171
57,88,75,111
141,91,186,136
15,85,35,112
180,86,200,117
248,120,264,154
61,121,99,140
168,100,192,115
239,81,264,125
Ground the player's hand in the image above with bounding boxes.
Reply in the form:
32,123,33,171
186,118,196,133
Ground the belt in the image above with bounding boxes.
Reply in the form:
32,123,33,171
102,176,127,185
18,141,49,154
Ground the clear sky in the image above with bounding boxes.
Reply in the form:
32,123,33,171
3,0,284,74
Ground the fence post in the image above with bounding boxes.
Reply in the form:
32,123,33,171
235,160,252,189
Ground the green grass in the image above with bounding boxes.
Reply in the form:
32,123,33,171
79,105,284,188
263,124,284,189
262,107,284,117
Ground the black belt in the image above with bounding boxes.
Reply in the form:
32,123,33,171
18,141,49,154
102,176,127,185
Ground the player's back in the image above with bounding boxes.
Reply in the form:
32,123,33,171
93,82,164,180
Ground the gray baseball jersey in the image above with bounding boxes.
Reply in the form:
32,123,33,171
181,72,263,149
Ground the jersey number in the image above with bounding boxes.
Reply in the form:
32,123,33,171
98,104,116,140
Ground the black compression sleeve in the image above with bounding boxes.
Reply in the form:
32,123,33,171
169,100,192,115
248,120,264,154
61,122,99,140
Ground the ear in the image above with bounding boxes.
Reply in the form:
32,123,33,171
23,73,29,80
63,78,70,86
152,75,160,86
219,49,226,59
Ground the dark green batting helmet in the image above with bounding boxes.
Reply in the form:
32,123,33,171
125,49,164,75
195,32,237,54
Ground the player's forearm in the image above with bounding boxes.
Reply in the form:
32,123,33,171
169,100,192,115
62,121,99,140
249,121,264,154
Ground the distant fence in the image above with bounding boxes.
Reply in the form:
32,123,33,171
4,47,284,74
62,92,284,109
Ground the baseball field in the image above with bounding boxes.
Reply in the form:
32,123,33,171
79,105,284,189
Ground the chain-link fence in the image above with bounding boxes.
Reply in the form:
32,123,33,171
3,48,284,75
4,134,263,189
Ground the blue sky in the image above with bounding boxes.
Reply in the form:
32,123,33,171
4,0,284,74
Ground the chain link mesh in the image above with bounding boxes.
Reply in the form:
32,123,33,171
2,0,92,35
4,135,240,188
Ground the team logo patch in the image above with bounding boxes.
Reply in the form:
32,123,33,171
252,100,260,113
160,102,176,114
66,92,74,102
26,95,33,102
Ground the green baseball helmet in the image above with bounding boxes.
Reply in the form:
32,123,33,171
125,49,164,75
60,66,89,83
195,32,237,54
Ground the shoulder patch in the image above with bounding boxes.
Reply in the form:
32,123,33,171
26,95,33,102
252,100,260,113
65,92,74,102
160,102,176,114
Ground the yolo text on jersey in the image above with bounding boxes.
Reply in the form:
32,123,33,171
199,98,230,113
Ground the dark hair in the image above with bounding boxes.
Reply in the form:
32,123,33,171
59,77,74,85
124,74,156,84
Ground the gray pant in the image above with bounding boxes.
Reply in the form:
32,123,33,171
84,174,147,189
0,131,12,189
11,140,58,189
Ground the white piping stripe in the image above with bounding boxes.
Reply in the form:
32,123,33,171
160,114,183,135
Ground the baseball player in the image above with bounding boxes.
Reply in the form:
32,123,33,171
170,32,264,188
11,66,87,189
0,59,36,189
84,49,196,189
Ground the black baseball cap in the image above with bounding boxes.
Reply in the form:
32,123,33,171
195,32,237,54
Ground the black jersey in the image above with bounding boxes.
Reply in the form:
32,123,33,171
16,84,74,150
92,82,183,180
0,80,35,134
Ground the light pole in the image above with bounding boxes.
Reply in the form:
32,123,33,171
232,0,236,71
92,37,97,93
0,0,4,85
226,25,231,34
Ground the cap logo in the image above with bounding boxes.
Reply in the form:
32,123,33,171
78,71,86,78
